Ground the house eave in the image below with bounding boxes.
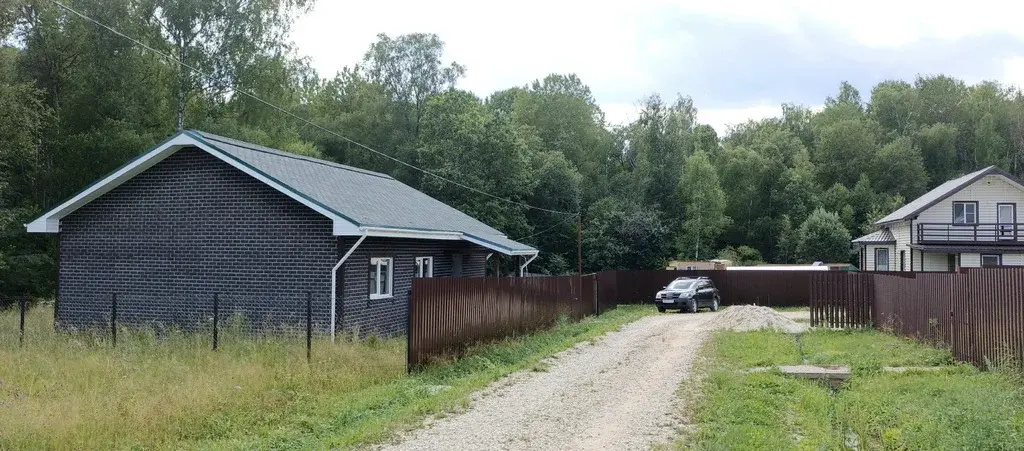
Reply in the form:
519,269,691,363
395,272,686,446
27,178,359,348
350,226,538,257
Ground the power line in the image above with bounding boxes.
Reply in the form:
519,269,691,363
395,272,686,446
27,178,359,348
513,213,579,242
50,0,577,217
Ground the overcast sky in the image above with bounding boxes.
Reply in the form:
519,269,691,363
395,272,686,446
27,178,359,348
292,0,1024,134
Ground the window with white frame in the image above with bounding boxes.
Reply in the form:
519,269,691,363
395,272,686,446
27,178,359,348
415,256,433,277
953,201,978,225
369,257,393,299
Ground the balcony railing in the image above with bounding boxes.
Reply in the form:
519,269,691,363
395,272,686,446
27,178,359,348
916,223,1024,244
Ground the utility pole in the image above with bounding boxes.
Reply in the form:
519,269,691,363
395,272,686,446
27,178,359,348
577,213,583,277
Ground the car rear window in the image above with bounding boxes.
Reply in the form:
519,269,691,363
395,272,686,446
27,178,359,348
669,281,695,290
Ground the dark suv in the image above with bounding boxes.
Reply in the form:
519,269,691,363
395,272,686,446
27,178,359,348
654,277,721,313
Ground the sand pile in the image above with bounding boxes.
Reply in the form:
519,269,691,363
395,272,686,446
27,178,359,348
706,305,808,333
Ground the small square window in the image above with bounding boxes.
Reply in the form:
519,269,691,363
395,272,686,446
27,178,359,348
369,257,393,299
415,256,433,278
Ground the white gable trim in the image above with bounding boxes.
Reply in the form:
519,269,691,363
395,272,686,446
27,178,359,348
25,132,360,234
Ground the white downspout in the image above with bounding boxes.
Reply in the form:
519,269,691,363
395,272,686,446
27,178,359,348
519,252,539,276
331,233,367,342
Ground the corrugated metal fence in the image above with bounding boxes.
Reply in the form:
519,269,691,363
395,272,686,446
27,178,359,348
409,269,818,368
810,269,1024,368
606,270,814,307
407,275,595,368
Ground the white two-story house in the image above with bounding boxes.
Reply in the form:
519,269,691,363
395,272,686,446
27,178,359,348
853,166,1024,271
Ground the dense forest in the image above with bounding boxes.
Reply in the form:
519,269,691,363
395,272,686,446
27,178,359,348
2,1,1024,299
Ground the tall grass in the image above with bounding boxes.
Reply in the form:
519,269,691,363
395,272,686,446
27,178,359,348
0,304,652,449
0,305,401,449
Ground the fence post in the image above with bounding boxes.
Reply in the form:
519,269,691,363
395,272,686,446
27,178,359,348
212,293,219,351
407,286,414,374
19,297,26,346
110,293,117,348
306,291,312,363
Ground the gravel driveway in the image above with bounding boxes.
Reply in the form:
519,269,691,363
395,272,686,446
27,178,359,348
379,310,718,451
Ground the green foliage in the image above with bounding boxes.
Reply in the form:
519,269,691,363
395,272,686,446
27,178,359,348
872,136,929,198
717,245,763,266
677,150,729,260
796,208,853,263
582,197,669,271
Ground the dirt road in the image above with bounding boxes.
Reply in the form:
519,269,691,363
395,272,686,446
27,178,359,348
380,311,718,451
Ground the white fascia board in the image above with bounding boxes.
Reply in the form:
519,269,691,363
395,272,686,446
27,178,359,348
359,226,462,240
25,133,197,233
462,234,538,256
358,227,538,256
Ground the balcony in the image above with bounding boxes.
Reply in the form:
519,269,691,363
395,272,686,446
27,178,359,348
916,223,1024,245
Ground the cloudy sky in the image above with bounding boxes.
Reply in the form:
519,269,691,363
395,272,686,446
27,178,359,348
292,0,1024,134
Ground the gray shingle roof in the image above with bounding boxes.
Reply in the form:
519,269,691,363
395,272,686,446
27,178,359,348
875,166,1024,225
187,131,534,253
28,129,537,255
852,228,895,244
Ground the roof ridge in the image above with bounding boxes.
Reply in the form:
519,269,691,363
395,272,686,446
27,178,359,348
190,130,395,180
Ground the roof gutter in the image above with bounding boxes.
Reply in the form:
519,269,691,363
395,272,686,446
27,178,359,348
331,233,367,343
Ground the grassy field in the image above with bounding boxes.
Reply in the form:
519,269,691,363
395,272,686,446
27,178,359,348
0,303,652,450
680,329,1024,450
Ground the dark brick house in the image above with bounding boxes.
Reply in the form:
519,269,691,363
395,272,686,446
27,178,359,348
27,131,537,337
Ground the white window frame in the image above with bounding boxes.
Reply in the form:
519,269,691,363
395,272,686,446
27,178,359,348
369,257,393,299
953,201,978,225
415,256,434,278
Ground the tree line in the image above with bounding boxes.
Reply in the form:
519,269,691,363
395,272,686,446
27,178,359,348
2,0,1024,299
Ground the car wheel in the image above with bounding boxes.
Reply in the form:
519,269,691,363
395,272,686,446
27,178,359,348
688,299,698,313
657,306,665,313
711,296,720,312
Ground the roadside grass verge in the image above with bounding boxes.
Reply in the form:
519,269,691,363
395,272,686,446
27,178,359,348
0,304,651,450
680,328,1024,450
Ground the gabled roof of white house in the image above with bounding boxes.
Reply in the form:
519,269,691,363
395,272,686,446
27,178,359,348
875,166,1024,225
852,228,895,244
26,130,538,256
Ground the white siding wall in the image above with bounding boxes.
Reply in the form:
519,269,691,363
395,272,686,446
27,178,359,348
864,244,895,271
890,223,912,271
921,252,949,271
961,253,980,267
1003,253,1024,265
916,175,1024,224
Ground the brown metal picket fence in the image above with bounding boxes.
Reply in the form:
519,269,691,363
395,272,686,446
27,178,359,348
811,269,1024,369
407,275,596,369
604,270,815,307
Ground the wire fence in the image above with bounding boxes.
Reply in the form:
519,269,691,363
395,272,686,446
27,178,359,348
4,292,318,362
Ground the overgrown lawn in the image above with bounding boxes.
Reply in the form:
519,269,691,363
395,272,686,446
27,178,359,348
0,304,651,450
